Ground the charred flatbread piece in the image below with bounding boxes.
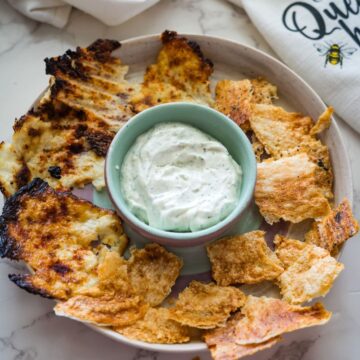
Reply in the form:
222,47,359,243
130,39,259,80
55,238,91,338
11,111,107,191
127,243,183,306
305,199,359,254
206,231,283,286
168,281,246,329
0,39,136,196
214,78,277,132
204,296,330,359
130,30,214,112
255,154,330,224
0,142,30,197
0,178,127,300
205,313,281,360
116,308,190,344
275,235,344,304
250,105,333,198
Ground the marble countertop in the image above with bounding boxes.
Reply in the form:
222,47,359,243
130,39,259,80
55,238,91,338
0,1,359,359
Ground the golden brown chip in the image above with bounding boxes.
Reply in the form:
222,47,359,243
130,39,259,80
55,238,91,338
305,198,359,254
238,296,331,344
54,293,148,327
214,78,277,132
206,231,284,286
255,154,330,224
205,296,330,353
0,178,127,300
250,104,313,157
273,235,307,268
168,281,246,329
127,243,183,306
1,40,136,196
310,106,333,135
116,307,190,344
280,138,333,199
205,312,281,360
275,235,344,304
215,79,253,131
130,30,214,112
251,78,278,104
250,104,333,198
250,133,266,162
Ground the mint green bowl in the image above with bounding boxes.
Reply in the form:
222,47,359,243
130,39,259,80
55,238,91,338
105,102,256,247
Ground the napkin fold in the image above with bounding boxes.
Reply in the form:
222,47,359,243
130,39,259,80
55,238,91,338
230,0,360,133
7,0,159,27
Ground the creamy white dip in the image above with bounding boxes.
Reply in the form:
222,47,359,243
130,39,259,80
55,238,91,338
120,122,242,232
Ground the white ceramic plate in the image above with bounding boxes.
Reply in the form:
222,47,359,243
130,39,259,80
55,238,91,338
79,33,353,354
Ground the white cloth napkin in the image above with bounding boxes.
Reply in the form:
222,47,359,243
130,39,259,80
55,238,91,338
7,0,159,27
231,0,360,133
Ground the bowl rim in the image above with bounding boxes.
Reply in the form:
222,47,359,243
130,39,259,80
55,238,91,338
105,102,257,246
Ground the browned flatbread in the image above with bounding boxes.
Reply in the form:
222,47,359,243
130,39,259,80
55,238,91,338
54,293,148,327
168,281,246,329
205,312,281,360
305,198,359,254
255,154,330,224
0,178,127,300
54,251,147,327
130,30,214,112
204,295,330,359
275,235,344,304
116,308,190,344
206,231,283,286
0,40,136,196
214,78,277,132
250,105,333,199
0,142,29,197
127,243,183,306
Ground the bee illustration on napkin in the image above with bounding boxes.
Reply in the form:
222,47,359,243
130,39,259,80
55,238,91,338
314,42,357,68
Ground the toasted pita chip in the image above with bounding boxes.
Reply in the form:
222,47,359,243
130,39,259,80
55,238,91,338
117,307,190,344
54,293,148,327
275,235,344,304
250,104,333,198
310,106,333,135
205,296,330,353
214,78,277,132
255,154,330,224
250,104,313,157
0,178,127,300
205,313,281,360
251,78,278,104
280,138,333,199
237,296,331,344
127,244,183,306
273,235,307,268
130,31,213,112
250,133,266,162
215,79,253,131
168,281,246,329
305,199,359,254
206,231,284,286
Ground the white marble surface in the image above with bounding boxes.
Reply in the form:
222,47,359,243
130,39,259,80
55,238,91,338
0,1,359,359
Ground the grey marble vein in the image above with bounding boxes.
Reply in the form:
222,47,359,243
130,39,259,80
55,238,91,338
132,349,158,360
267,339,317,360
